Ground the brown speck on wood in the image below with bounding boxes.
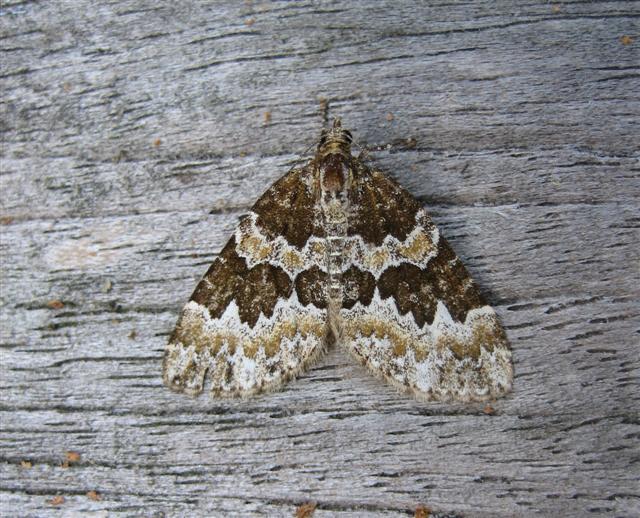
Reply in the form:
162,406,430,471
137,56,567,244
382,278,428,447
620,35,634,45
66,451,81,463
386,112,394,121
483,404,496,415
153,138,162,147
551,4,561,13
245,18,255,26
49,496,65,506
20,460,32,469
1,216,15,225
86,490,101,501
128,329,138,340
47,300,65,310
295,502,316,518
63,81,72,92
414,504,432,518
264,111,272,125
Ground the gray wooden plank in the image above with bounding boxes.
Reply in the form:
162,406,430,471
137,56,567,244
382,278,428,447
1,0,639,517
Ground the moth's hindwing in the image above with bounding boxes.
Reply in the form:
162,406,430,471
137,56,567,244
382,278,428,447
340,169,513,401
163,168,328,397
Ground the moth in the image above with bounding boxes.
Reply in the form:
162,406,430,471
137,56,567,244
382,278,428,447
163,119,513,401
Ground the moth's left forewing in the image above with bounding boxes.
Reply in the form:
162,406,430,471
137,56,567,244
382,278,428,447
341,168,513,402
163,167,328,398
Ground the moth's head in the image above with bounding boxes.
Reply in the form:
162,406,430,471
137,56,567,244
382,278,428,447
317,118,353,158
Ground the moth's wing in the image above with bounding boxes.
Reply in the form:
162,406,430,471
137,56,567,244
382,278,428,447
163,167,329,397
341,168,513,401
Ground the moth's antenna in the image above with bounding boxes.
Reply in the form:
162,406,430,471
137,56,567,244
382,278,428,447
345,124,368,161
282,135,318,173
351,132,365,154
299,140,317,160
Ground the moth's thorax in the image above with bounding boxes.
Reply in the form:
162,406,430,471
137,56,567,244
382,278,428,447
316,120,353,191
318,152,352,198
315,151,352,226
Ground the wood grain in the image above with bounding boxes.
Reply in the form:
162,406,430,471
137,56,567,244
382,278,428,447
1,1,639,517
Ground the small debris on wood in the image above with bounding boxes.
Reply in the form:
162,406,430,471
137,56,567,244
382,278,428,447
483,404,496,415
295,502,316,517
263,111,272,125
86,490,101,501
386,112,394,121
620,35,634,45
415,504,432,518
20,460,32,469
128,329,138,340
0,216,14,225
113,149,129,163
49,496,65,506
47,300,65,310
101,280,113,293
245,18,255,26
153,138,162,147
65,451,80,464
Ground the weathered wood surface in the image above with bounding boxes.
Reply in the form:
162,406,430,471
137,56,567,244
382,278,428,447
1,1,639,516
